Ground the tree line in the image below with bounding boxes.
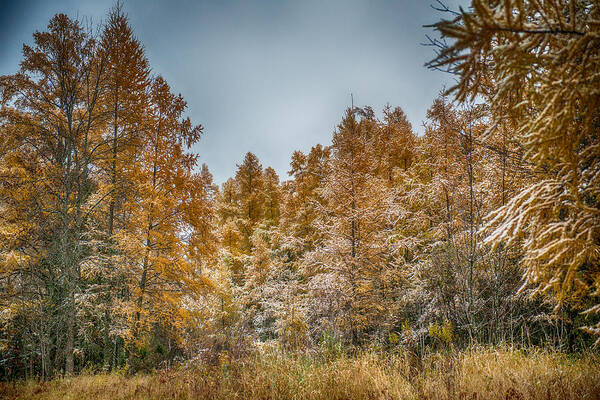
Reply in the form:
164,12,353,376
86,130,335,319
1,0,598,380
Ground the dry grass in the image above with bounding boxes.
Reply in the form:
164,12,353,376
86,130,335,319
2,348,599,400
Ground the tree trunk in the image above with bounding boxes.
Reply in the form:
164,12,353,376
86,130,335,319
65,292,75,376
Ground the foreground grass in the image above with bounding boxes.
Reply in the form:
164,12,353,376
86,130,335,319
2,348,599,400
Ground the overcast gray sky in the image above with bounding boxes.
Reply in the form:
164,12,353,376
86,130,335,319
0,0,468,183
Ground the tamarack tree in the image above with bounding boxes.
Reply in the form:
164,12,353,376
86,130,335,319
428,0,600,341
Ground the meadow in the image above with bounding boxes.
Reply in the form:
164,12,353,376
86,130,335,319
2,348,599,400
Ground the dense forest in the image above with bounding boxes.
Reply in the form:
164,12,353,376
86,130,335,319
0,1,599,398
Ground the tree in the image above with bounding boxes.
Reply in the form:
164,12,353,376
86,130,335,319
120,76,210,369
281,145,330,256
0,13,108,375
95,2,150,369
99,2,149,239
234,152,265,252
430,0,600,341
375,105,416,183
306,108,401,344
262,167,281,225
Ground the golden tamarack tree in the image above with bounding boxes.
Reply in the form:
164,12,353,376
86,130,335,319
0,14,108,376
428,0,600,339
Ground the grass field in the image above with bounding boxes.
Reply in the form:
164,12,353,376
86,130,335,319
2,348,599,400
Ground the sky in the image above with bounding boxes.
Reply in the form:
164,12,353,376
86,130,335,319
0,0,468,184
